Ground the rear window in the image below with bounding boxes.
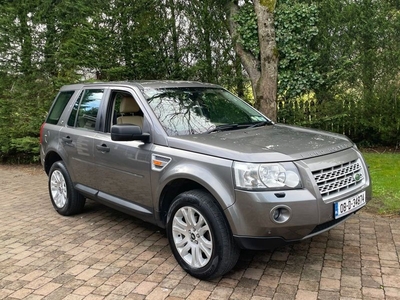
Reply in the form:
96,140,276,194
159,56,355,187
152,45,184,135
46,91,75,125
67,89,104,130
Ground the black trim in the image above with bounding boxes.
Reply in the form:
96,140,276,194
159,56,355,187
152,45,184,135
75,183,154,224
75,184,97,199
97,191,152,215
234,236,289,250
309,212,353,235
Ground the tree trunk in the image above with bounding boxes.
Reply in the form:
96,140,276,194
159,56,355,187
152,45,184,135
227,0,278,122
254,0,278,122
168,0,181,79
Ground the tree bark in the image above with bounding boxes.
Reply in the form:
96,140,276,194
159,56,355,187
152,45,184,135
227,0,278,122
253,0,278,122
168,0,181,79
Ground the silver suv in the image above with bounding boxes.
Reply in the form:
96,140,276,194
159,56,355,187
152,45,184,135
40,81,371,279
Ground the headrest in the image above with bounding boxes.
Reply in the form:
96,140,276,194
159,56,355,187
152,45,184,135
120,96,140,113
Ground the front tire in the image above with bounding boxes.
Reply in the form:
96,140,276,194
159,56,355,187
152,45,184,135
166,190,240,280
48,161,85,216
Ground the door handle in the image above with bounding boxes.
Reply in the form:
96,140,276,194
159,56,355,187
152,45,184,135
61,136,72,143
96,144,110,153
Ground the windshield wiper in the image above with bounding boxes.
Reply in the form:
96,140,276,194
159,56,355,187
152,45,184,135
247,120,273,128
206,121,272,134
206,124,240,134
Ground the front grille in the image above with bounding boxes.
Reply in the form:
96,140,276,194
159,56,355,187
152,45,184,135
312,159,365,200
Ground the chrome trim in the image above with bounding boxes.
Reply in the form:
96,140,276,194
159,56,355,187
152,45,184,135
312,158,365,201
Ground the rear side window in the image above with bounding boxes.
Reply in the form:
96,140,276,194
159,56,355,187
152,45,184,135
67,89,104,130
46,91,75,125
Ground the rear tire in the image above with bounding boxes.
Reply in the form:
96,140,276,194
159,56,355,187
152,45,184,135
48,161,85,216
166,189,240,280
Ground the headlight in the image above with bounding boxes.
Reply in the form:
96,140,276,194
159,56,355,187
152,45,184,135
233,162,302,190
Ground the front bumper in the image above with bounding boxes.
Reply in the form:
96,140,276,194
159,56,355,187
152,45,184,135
224,148,371,250
225,186,371,250
233,211,355,250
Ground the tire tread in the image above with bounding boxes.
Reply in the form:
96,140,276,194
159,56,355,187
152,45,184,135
167,189,240,279
49,161,85,216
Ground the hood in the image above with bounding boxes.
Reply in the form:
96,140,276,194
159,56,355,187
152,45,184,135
167,124,354,162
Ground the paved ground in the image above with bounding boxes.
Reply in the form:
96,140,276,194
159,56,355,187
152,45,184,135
0,165,400,300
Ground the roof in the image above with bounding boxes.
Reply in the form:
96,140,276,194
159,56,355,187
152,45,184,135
59,80,221,91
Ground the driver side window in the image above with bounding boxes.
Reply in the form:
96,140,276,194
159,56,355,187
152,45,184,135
106,91,144,132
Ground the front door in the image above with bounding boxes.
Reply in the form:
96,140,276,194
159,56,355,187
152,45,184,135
93,89,154,214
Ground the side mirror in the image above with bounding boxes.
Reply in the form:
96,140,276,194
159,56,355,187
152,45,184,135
111,124,150,142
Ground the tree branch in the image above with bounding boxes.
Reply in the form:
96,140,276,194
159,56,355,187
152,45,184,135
226,1,260,85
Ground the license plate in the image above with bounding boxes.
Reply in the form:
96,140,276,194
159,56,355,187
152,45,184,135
334,191,366,219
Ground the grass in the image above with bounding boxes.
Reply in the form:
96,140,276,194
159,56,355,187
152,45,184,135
362,151,400,216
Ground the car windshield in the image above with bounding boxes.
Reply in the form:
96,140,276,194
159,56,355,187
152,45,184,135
144,87,270,136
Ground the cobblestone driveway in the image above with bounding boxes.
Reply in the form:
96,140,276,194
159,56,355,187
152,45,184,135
1,165,399,300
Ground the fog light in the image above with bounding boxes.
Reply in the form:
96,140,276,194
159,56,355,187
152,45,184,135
273,209,280,220
270,205,291,224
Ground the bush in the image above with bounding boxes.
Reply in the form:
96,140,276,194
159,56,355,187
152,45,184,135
0,74,56,163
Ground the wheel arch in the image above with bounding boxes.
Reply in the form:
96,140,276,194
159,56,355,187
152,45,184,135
44,151,63,175
157,176,235,228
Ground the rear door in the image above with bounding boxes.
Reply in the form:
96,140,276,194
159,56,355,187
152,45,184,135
60,88,105,190
41,90,76,163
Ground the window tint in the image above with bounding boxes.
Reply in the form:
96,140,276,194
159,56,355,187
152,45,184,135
46,91,75,125
145,88,267,136
67,91,82,127
67,89,104,130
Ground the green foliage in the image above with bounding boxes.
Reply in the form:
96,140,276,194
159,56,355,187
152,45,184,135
0,0,246,162
175,0,240,86
276,0,399,148
275,2,322,100
10,137,40,159
363,152,400,215
308,0,400,146
233,1,323,101
0,0,399,162
0,74,55,163
233,4,260,57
